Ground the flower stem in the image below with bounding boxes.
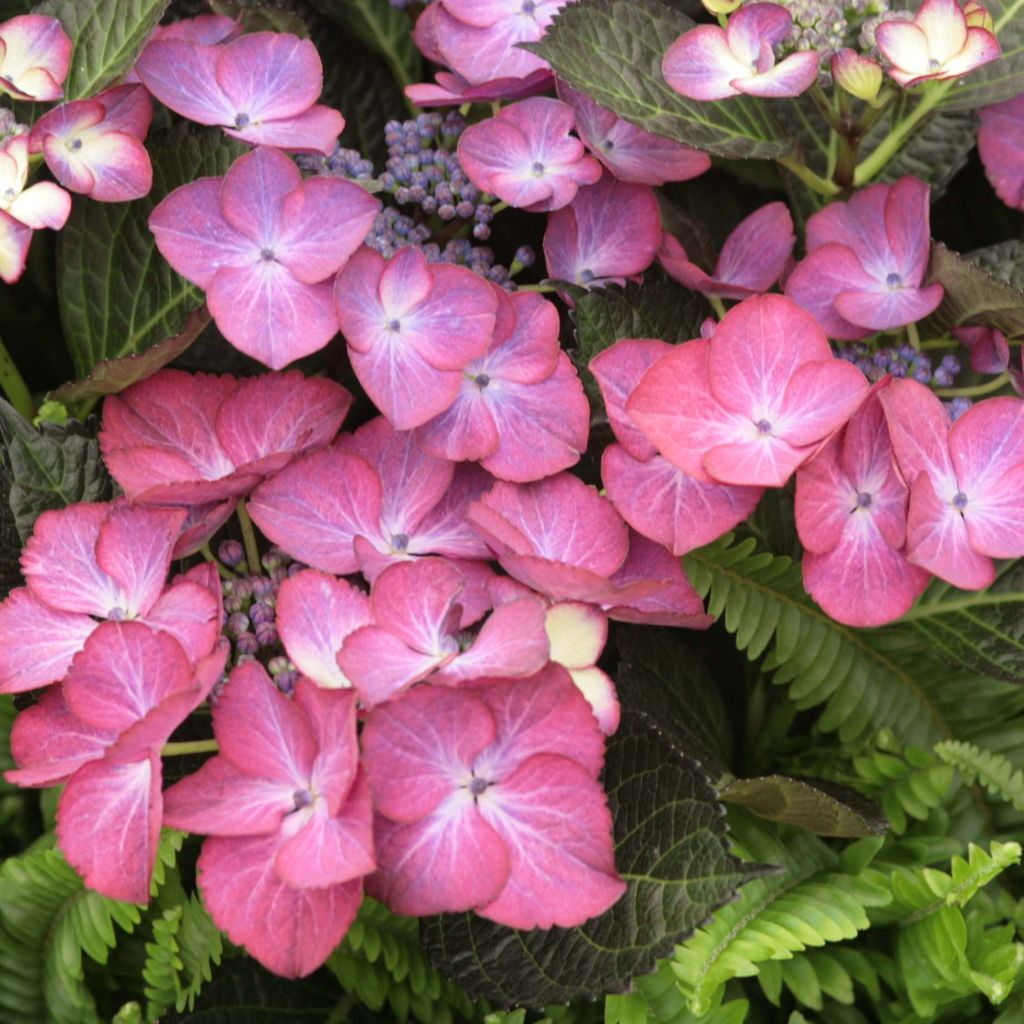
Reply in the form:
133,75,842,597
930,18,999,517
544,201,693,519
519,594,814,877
776,153,841,197
518,283,556,293
236,500,261,575
162,739,219,757
935,373,1010,398
920,337,958,350
491,200,509,215
0,336,35,421
906,321,921,351
708,295,728,319
200,542,236,580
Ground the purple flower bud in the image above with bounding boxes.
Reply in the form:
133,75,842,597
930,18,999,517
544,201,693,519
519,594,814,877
249,600,276,626
275,669,298,695
268,655,293,675
236,631,259,655
223,595,244,615
251,576,274,598
226,612,251,637
256,622,279,647
233,578,254,601
218,539,245,567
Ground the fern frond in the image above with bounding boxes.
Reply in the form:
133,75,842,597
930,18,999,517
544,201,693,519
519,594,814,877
935,740,1024,813
671,816,891,1015
685,537,960,747
756,947,884,1011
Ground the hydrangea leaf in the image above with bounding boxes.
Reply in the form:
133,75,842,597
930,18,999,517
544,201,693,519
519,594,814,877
940,0,1024,110
920,242,1024,339
57,126,243,382
422,710,769,1005
720,775,888,837
526,0,790,159
34,0,170,100
873,109,979,196
0,400,111,542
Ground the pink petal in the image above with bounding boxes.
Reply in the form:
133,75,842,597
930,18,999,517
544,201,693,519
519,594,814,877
879,378,957,492
775,358,869,448
434,4,550,84
477,753,624,928
142,580,220,665
602,443,762,556
292,681,360,813
883,176,933,284
963,462,1024,558
214,662,317,786
337,626,444,705
702,433,812,488
784,244,877,341
662,25,747,101
736,51,820,97
833,283,944,331
57,753,161,903
494,553,614,604
403,464,495,562
370,558,464,653
44,129,152,202
659,232,720,295
0,208,31,283
361,684,497,821
978,95,1024,209
415,383,500,464
248,448,382,574
0,15,71,101
134,40,235,126
7,180,71,231
727,3,796,58
0,588,96,693
95,83,153,138
568,666,620,735
199,833,362,978
277,570,372,690
225,104,344,154
955,325,1010,374
715,202,795,293
219,144,301,245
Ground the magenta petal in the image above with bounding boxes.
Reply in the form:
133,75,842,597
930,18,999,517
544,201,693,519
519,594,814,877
978,96,1024,209
199,833,362,978
434,4,550,84
715,202,795,293
963,462,1024,559
219,145,299,243
477,753,624,928
57,753,161,903
784,244,876,341
0,209,31,284
225,104,345,154
291,682,360,814
775,359,869,448
658,231,718,295
142,581,220,665
277,570,372,690
662,25,746,101
214,33,322,122
337,625,446,706
879,378,957,492
737,50,820,97
134,40,234,126
955,325,1010,374
0,15,72,101
833,282,944,331
883,176,933,283
0,588,96,693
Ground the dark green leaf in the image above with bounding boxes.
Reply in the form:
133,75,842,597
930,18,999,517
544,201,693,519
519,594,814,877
423,711,767,1006
58,125,243,380
720,775,887,838
35,0,170,100
0,456,22,598
874,109,978,196
940,0,1024,109
965,238,1024,289
166,959,343,1023
306,0,420,90
527,0,790,158
902,563,1024,684
920,241,1024,338
615,625,732,777
0,401,111,542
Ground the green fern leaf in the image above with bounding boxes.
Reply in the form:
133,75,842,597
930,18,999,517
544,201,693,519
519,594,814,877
685,536,962,746
671,815,891,1015
935,740,1024,813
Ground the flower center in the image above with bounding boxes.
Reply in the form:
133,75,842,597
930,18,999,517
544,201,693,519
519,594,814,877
388,318,401,332
927,58,941,70
952,491,968,511
579,268,595,284
855,491,872,509
474,373,491,388
292,788,313,811
468,776,491,797
885,272,903,288
67,137,83,152
530,160,546,176
234,113,251,129
522,0,536,13
390,532,409,552
755,418,772,436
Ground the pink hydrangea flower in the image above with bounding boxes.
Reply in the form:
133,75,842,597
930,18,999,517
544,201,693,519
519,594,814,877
659,202,795,299
544,172,661,288
556,80,710,186
337,558,549,705
163,664,374,977
361,670,625,927
785,177,944,340
134,31,344,153
6,623,227,902
0,131,70,284
149,146,379,368
407,68,553,107
876,0,999,87
978,95,1024,210
880,379,1024,589
29,84,153,203
467,472,711,625
591,338,763,554
0,14,71,101
662,3,820,100
125,14,239,84
627,294,869,487
249,416,492,582
100,369,351,508
0,502,221,694
796,383,931,626
334,246,498,429
457,97,601,212
954,324,1010,374
415,289,590,481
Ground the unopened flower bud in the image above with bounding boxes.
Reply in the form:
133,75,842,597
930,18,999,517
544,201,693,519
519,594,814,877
964,0,994,32
268,655,293,676
249,600,275,627
832,48,883,103
256,622,279,647
226,612,250,637
236,631,259,655
702,0,743,13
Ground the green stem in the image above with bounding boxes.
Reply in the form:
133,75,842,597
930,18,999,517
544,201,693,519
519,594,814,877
809,82,842,131
935,373,1010,398
162,739,219,757
708,295,728,319
906,321,921,352
200,543,236,581
490,200,509,215
0,336,34,420
776,153,841,197
920,337,958,350
236,500,261,575
517,283,556,293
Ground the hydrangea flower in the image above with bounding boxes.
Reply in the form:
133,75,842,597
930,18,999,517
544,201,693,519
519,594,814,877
149,146,380,368
0,502,221,693
334,245,497,429
543,173,661,288
407,68,553,107
249,416,493,584
6,623,227,902
163,664,374,977
978,94,1024,210
659,202,795,299
0,131,70,284
124,14,238,84
880,380,1024,589
591,338,763,554
360,670,625,926
785,176,944,340
457,97,601,212
796,383,931,626
876,0,999,87
100,369,351,508
0,14,71,101
831,48,884,103
556,80,710,186
954,324,1010,374
662,3,821,100
415,289,590,481
135,31,344,153
627,295,869,487
29,84,153,202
